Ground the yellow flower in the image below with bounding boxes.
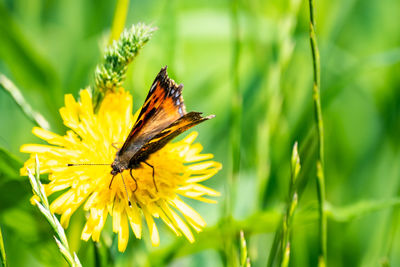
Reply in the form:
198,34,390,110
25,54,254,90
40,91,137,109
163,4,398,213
20,88,221,252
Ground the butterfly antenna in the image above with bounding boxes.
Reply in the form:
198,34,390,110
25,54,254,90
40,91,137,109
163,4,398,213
120,173,132,207
67,163,110,166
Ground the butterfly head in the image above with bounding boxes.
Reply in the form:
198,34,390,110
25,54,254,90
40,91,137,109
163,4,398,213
111,158,126,175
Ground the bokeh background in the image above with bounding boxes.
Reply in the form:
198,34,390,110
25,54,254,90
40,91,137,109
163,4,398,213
1,0,400,266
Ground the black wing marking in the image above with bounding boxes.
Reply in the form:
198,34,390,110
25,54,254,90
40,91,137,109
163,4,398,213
117,66,186,158
128,112,215,165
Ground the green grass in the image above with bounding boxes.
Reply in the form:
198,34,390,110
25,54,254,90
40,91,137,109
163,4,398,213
1,0,400,266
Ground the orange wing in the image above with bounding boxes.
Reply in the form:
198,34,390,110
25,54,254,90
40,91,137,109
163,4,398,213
118,66,187,157
131,112,215,163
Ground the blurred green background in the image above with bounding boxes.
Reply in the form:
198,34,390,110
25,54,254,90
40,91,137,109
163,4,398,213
1,0,400,266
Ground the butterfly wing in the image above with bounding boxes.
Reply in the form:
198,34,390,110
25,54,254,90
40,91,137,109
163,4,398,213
117,66,187,161
131,112,215,164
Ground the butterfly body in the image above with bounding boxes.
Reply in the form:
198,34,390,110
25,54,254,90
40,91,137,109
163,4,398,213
110,67,214,182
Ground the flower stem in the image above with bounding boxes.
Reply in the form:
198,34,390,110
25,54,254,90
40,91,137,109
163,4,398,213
307,0,327,265
0,226,7,267
109,0,130,44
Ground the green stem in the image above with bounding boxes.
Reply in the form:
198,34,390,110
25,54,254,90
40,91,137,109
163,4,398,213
27,157,82,267
109,0,130,43
230,0,241,179
0,226,7,267
269,143,301,267
382,184,400,265
239,230,250,267
307,0,326,266
256,0,301,210
223,0,241,266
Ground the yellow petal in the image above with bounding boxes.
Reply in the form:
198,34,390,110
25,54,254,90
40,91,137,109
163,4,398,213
169,197,206,230
112,199,123,233
177,184,221,197
154,201,181,236
117,211,129,252
143,209,160,247
185,170,220,183
182,131,198,144
92,208,108,241
32,127,66,146
187,161,221,172
81,223,92,241
79,90,94,117
160,201,194,243
60,207,73,228
126,202,142,239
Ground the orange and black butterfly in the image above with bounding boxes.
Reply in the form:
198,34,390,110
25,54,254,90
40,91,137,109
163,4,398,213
109,66,214,195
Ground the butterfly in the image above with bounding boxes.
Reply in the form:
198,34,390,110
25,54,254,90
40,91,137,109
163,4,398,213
109,66,214,198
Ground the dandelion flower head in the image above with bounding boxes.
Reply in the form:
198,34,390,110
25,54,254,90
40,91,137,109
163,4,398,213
20,88,221,251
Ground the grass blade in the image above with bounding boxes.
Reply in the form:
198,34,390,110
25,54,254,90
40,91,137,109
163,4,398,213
307,0,326,265
109,0,130,43
239,230,250,267
0,226,7,267
0,75,50,130
27,156,81,267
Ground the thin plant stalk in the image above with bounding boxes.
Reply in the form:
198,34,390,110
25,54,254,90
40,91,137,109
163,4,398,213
280,193,298,267
27,155,82,267
381,186,400,266
0,75,50,130
0,226,6,267
109,0,130,44
307,0,327,266
223,0,241,265
240,230,251,267
230,0,241,187
256,0,301,209
268,142,301,267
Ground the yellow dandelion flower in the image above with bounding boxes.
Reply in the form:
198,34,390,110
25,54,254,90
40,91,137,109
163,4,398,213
20,88,221,252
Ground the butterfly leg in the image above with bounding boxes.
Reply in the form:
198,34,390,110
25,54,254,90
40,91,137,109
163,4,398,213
143,161,158,192
109,175,116,189
130,168,138,193
111,142,123,150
